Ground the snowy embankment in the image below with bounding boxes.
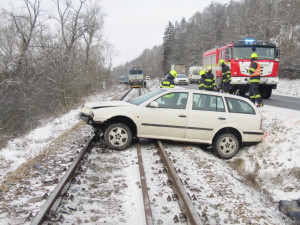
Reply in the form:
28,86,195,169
273,78,300,97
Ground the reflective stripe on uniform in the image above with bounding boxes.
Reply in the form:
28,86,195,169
250,94,261,99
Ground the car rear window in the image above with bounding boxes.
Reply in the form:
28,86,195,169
225,97,255,114
192,94,225,112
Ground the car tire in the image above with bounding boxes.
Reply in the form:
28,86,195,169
213,133,239,159
104,123,132,151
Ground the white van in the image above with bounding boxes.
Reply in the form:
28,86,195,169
188,66,203,83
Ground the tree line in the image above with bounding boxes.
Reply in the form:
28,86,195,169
113,0,300,79
0,0,113,145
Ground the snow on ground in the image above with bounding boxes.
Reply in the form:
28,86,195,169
0,84,128,182
236,105,300,202
273,78,300,97
0,78,299,224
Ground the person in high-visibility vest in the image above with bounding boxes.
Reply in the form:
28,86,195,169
160,70,177,88
249,53,263,107
204,67,217,91
219,59,231,94
198,70,206,90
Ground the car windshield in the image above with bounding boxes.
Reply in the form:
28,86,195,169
177,74,187,78
192,70,200,75
233,46,276,59
128,89,167,105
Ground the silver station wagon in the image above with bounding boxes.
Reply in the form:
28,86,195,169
79,89,264,159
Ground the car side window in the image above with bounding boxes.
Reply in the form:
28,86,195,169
155,92,188,109
225,97,255,114
193,94,225,112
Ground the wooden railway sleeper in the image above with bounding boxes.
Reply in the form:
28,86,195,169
172,193,179,201
153,151,160,156
173,215,179,223
158,168,167,174
191,194,197,200
169,157,177,163
187,193,197,200
49,214,64,223
62,192,69,199
69,194,74,201
174,167,182,173
166,179,172,186
179,213,188,222
155,159,163,164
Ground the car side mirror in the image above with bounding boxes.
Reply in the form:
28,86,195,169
149,102,158,108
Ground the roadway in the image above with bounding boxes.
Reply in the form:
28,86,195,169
184,83,300,111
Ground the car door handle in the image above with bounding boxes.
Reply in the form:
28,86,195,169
218,117,226,120
178,114,187,118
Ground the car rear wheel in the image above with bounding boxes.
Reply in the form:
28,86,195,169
104,123,132,151
213,133,239,159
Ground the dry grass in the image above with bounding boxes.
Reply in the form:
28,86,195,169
229,158,261,189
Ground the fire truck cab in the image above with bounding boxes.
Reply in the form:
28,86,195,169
203,38,280,98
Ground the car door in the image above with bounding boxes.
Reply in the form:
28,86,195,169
140,92,189,139
185,93,227,142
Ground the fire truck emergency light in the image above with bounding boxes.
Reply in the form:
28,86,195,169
244,38,256,43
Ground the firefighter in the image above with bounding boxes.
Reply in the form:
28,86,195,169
198,70,206,90
249,52,263,107
219,59,231,94
160,70,177,88
204,67,217,91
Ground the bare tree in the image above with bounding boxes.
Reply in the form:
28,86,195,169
2,0,42,74
54,0,90,57
82,1,104,70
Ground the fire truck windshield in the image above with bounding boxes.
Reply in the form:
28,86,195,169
129,69,143,75
233,47,276,60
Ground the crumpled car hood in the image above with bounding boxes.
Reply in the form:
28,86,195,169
84,101,133,109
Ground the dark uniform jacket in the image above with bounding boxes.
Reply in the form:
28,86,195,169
198,76,205,90
221,65,231,83
161,73,175,88
204,71,216,90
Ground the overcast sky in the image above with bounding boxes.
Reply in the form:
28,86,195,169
101,0,231,67
0,0,231,67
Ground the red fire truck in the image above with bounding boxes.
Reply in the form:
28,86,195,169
203,38,280,98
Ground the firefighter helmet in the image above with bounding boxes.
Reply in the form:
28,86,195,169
251,53,258,59
170,70,177,78
219,59,225,65
206,66,212,72
199,70,206,76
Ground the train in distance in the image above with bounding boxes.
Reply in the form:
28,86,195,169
119,67,146,88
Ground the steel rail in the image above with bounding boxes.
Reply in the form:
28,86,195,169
120,87,134,101
31,136,96,225
137,143,154,225
157,141,203,225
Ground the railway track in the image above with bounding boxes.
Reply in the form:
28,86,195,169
28,86,288,225
30,86,204,224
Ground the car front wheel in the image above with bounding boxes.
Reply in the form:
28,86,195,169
213,133,239,159
104,123,132,151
